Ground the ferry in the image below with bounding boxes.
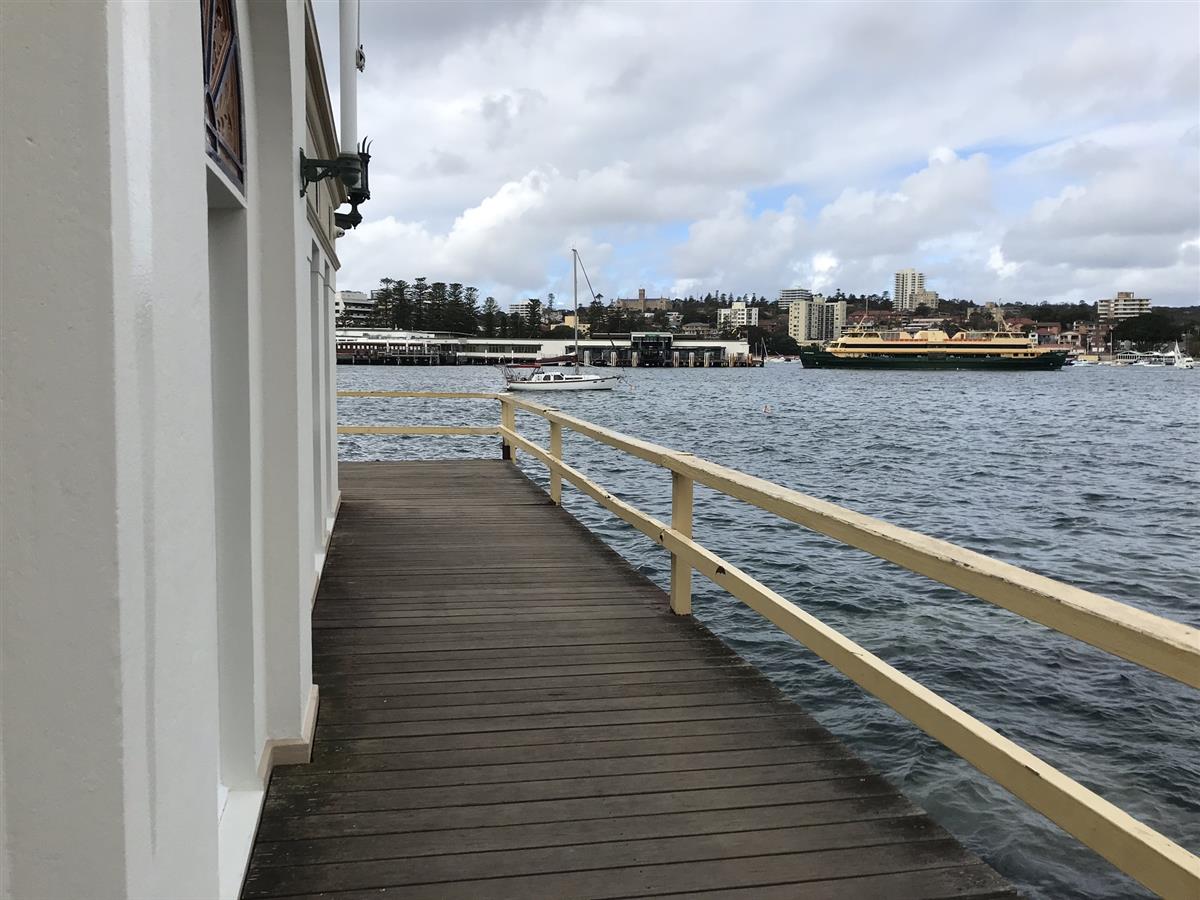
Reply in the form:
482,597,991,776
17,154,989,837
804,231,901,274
799,328,1068,370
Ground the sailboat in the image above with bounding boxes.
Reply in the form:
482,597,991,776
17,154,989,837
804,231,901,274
503,249,620,392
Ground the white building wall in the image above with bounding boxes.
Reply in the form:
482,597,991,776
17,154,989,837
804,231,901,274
2,2,221,896
1,2,340,897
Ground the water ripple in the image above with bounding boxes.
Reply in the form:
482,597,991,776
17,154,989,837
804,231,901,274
337,364,1200,899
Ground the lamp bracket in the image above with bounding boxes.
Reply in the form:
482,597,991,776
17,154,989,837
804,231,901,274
299,149,362,197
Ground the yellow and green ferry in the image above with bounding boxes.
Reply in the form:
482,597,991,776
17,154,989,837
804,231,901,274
799,328,1068,370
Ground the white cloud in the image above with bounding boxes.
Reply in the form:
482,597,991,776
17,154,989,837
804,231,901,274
318,0,1200,305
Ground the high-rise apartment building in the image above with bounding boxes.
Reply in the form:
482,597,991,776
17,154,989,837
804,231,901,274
334,290,376,326
777,287,813,311
1096,292,1151,321
717,301,759,330
894,269,925,311
788,297,847,343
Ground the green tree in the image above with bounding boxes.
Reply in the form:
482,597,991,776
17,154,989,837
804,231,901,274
526,298,543,334
1113,312,1179,349
482,297,499,337
390,279,412,329
508,311,525,338
462,286,480,334
426,282,448,331
586,297,606,328
369,277,396,328
410,277,429,331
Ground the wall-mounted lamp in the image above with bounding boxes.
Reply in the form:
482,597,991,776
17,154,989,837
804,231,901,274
299,138,372,230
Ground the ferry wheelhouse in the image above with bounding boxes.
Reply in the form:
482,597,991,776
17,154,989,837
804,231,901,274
799,328,1069,370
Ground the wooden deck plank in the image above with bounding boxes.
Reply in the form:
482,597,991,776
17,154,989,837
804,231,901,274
242,460,1013,899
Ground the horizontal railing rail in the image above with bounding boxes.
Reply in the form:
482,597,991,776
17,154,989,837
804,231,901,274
337,389,1200,898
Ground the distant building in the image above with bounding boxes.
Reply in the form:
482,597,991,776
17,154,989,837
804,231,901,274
681,322,718,338
777,287,813,311
615,288,672,313
894,269,926,311
902,318,946,334
788,297,847,343
912,289,939,311
716,301,758,330
1096,292,1151,321
335,290,376,326
508,301,549,321
1032,321,1062,344
562,313,591,335
1075,320,1114,352
665,311,683,329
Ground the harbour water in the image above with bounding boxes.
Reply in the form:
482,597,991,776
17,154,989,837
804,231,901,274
338,364,1200,899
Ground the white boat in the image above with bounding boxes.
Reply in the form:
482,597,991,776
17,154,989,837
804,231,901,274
501,249,618,392
1166,343,1196,369
508,371,621,391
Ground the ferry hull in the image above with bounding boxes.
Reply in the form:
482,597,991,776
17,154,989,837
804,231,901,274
799,350,1068,370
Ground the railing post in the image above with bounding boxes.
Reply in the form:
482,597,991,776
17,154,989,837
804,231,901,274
500,397,516,463
549,421,563,503
670,471,693,615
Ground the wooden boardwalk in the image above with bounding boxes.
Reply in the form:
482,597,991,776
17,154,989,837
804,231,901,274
243,460,1015,899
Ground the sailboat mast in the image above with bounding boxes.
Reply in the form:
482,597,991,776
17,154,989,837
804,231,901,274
573,248,580,374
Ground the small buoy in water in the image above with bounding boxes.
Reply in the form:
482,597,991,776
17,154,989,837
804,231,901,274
762,404,772,415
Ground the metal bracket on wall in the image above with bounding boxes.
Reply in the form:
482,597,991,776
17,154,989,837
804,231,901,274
299,149,361,198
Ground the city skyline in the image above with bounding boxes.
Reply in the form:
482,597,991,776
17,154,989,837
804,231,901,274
316,1,1199,307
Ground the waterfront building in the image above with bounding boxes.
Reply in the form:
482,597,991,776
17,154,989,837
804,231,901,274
335,290,376,326
894,269,926,311
615,287,673,313
1096,291,1151,321
778,287,813,311
682,322,720,338
788,297,847,343
2,2,357,896
717,300,759,330
335,330,752,366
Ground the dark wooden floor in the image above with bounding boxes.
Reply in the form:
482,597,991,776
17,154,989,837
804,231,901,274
243,460,1015,899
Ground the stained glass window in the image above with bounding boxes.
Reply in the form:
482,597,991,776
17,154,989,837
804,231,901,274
201,0,245,189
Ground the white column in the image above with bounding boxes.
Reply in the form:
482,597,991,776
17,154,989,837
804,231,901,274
339,0,357,154
2,2,220,896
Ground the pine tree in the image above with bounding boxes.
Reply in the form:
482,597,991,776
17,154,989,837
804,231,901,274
526,298,542,334
427,282,448,331
389,279,410,330
445,282,465,334
408,278,428,330
482,297,499,337
463,286,480,334
370,278,396,328
587,297,605,328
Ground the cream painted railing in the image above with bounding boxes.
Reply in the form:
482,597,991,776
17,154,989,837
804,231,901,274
338,389,1200,898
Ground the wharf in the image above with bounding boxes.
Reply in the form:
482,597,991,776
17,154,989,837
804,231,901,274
242,460,1014,899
